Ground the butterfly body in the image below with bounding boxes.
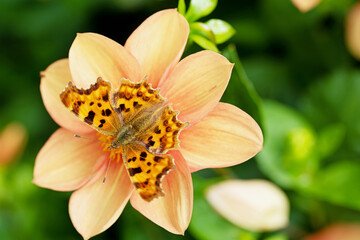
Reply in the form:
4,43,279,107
60,77,188,201
110,123,135,149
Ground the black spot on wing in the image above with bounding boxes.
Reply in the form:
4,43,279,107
154,126,161,134
98,119,106,128
84,111,95,124
128,157,137,163
134,101,143,108
101,109,112,116
140,152,147,161
129,167,142,176
119,104,125,112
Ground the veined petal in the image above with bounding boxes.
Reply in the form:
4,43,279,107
159,51,233,125
180,102,263,172
130,150,193,234
125,9,189,88
69,33,141,89
33,128,104,191
69,161,133,240
40,59,92,134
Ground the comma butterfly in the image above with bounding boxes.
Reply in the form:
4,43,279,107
60,77,188,201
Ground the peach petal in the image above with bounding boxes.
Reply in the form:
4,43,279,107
130,150,193,234
69,161,133,240
33,128,105,191
346,2,360,60
292,0,322,12
69,33,141,89
180,102,263,172
40,59,92,134
159,50,233,125
125,9,189,87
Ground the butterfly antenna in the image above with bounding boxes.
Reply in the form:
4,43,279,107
74,134,111,145
103,158,112,184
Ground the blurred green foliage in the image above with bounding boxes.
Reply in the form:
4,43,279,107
0,0,360,239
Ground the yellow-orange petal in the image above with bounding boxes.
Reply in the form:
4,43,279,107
69,161,133,240
206,179,289,231
304,223,360,240
346,2,360,61
291,0,322,12
125,9,189,88
0,122,27,165
69,32,142,89
33,128,104,191
159,50,233,125
130,150,193,234
180,102,263,172
40,59,92,134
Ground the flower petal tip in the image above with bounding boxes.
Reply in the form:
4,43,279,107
125,8,189,87
180,103,263,171
69,32,141,89
160,51,233,125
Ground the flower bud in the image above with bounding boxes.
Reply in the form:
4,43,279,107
304,223,360,240
0,122,27,165
206,179,289,231
291,0,322,12
346,2,360,61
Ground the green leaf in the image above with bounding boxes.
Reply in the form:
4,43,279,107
302,69,360,155
189,177,258,240
229,19,268,47
256,100,318,189
316,123,346,160
206,19,236,44
305,160,360,211
190,34,219,52
241,57,292,101
177,0,186,16
221,44,263,128
185,0,218,22
190,22,216,42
